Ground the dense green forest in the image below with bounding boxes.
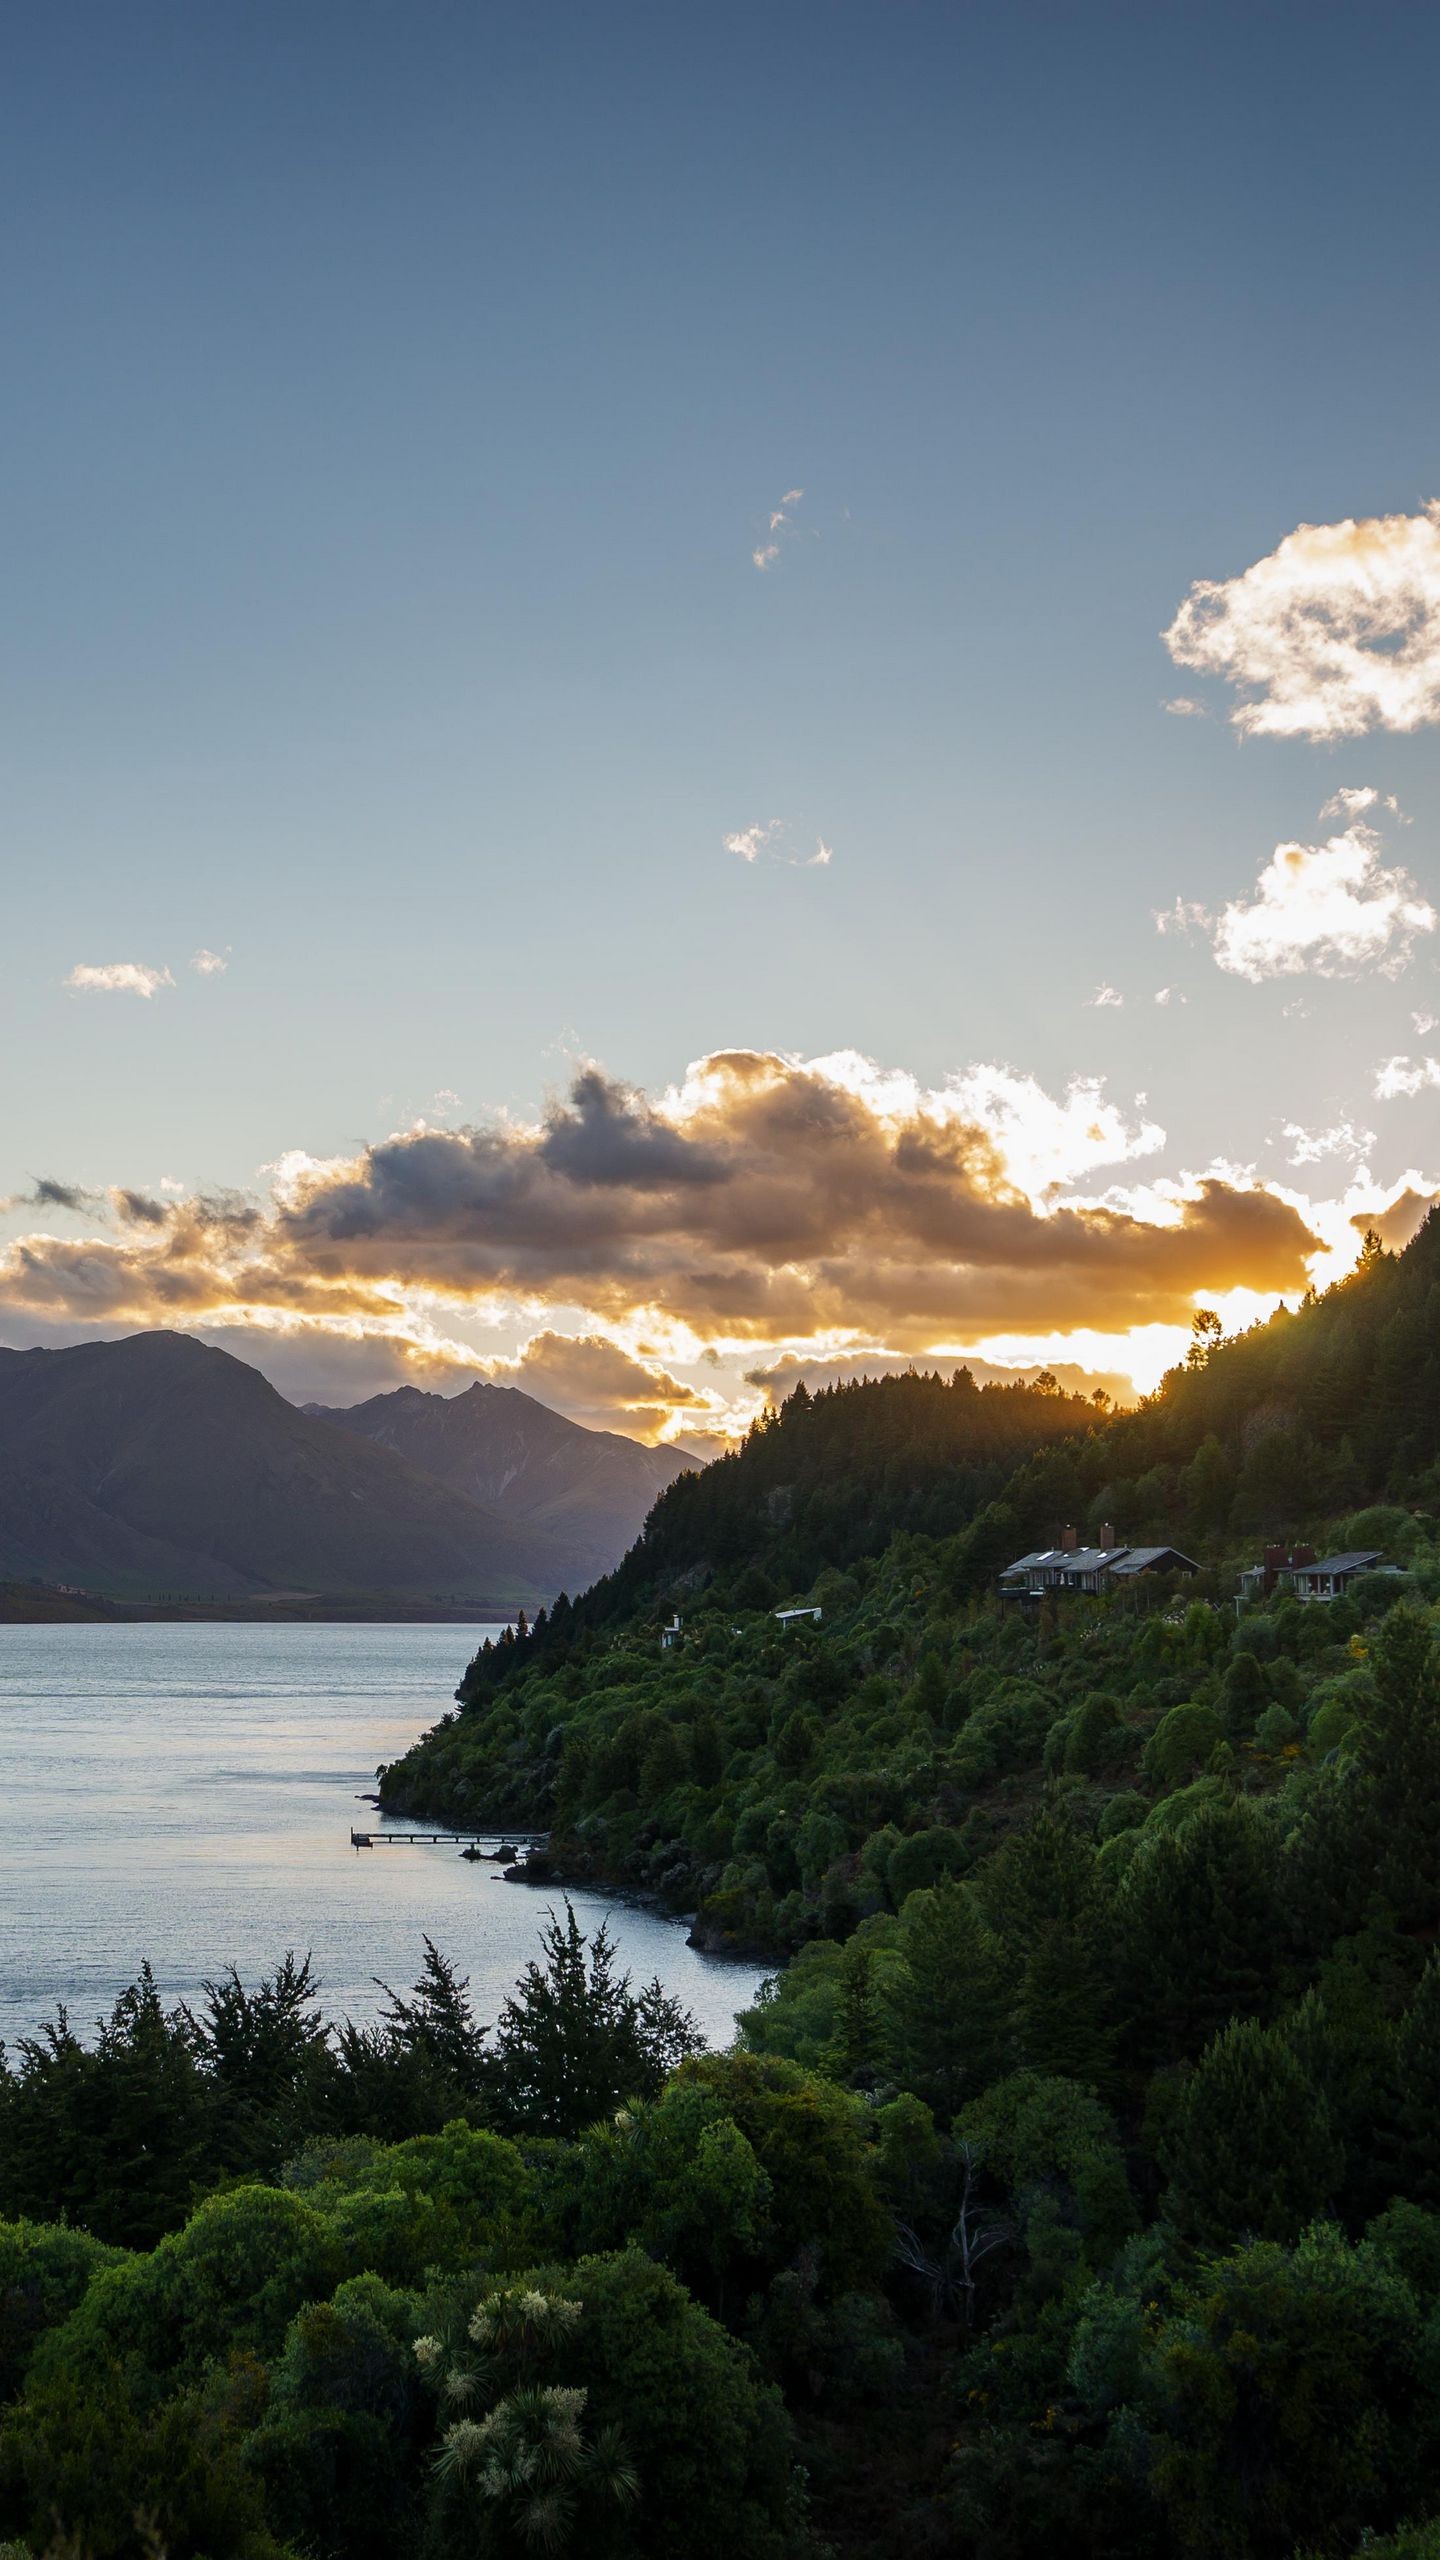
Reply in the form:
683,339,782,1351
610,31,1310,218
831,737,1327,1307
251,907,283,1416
12,1220,1440,2556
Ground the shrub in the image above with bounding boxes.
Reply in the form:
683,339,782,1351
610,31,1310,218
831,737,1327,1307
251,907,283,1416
1142,1702,1224,1788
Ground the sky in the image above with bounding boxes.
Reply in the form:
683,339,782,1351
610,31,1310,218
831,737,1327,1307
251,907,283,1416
4,0,1440,1442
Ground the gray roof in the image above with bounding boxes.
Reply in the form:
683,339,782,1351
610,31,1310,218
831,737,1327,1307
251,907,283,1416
1294,1550,1385,1577
1109,1545,1198,1576
1000,1542,1195,1581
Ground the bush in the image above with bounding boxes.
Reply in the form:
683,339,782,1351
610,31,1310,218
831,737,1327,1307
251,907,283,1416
1142,1702,1224,1788
886,1825,967,1904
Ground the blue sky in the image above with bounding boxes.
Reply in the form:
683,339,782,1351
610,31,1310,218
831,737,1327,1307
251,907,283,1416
4,2,1440,1432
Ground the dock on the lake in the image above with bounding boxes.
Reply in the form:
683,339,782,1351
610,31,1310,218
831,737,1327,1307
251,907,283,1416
350,1826,550,1851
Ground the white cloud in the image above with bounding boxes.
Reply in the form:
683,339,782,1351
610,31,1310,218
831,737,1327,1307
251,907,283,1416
724,819,832,870
1162,696,1207,718
1153,986,1187,1006
1209,801,1435,984
191,947,228,976
1414,1011,1437,1036
1164,502,1440,739
1088,984,1123,1008
1154,897,1210,937
64,962,174,998
1282,1119,1375,1168
1375,1055,1440,1100
752,486,806,570
934,1062,1165,1205
1319,785,1401,823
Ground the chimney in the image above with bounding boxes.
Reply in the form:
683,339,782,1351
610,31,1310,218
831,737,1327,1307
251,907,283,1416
1060,1524,1079,1552
1099,1522,1116,1550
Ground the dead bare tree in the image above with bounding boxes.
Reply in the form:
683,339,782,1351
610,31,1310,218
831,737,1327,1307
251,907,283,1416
893,2142,1011,2324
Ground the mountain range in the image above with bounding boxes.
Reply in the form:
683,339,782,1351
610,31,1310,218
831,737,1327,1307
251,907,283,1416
307,1381,688,1594
0,1333,693,1609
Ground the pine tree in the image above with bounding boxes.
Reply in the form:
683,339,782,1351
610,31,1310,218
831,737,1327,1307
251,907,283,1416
1117,1802,1282,2069
1392,1954,1440,2207
887,1881,1012,2118
1016,1925,1115,2092
374,1935,489,2095
1164,2017,1341,2249
491,1905,694,2135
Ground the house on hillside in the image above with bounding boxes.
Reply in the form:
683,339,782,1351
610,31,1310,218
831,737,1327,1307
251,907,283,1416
1289,1549,1398,1601
1236,1546,1401,1604
1237,1543,1317,1602
775,1605,823,1628
999,1528,1198,1601
660,1614,683,1650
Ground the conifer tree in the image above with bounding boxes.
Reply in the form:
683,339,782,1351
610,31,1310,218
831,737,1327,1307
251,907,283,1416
1164,2017,1341,2249
887,1881,1012,2118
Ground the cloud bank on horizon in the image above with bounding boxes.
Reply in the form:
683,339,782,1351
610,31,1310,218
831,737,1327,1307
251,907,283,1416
0,1045,1382,1438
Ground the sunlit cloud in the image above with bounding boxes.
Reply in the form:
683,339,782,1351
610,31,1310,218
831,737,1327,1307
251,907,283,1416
1088,984,1123,1008
1375,1055,1440,1100
1211,803,1435,983
0,1052,1323,1421
1162,696,1207,718
724,819,832,869
1153,986,1187,1006
1164,501,1440,738
1319,785,1402,824
191,947,229,976
482,1330,719,1440
64,962,174,998
752,486,805,570
1283,1119,1375,1168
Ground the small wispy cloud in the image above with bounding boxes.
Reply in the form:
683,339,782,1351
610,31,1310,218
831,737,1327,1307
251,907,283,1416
191,947,229,976
1283,1119,1375,1168
1375,1055,1440,1100
1154,898,1211,937
1153,986,1187,1006
724,820,832,870
1088,984,1124,1008
1164,502,1440,739
1319,785,1402,824
64,962,175,998
751,486,806,571
1162,696,1207,718
1415,1011,1437,1037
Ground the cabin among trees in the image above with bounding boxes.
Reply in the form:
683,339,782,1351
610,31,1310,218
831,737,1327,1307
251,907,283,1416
998,1525,1198,1601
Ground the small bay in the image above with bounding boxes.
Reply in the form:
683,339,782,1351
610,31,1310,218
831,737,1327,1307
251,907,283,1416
0,1621,768,2047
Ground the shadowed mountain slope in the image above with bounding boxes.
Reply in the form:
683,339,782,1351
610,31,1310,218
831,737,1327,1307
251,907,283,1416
0,1333,572,1605
308,1381,693,1591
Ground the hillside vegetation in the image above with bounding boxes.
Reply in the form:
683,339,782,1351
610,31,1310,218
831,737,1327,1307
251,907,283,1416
382,1217,1440,1947
14,1225,1440,2556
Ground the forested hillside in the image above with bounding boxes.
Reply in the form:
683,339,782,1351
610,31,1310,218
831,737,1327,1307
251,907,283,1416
14,1574,1440,2551
14,1222,1440,2557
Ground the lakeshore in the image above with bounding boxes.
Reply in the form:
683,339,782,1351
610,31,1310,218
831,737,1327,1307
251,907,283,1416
0,1619,768,2047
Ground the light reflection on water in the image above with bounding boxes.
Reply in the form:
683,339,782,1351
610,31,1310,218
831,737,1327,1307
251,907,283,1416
0,1622,768,2046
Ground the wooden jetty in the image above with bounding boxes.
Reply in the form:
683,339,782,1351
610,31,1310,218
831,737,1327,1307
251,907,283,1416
350,1826,550,1851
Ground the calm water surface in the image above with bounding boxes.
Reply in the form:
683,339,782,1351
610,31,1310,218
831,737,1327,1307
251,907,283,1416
0,1623,769,2046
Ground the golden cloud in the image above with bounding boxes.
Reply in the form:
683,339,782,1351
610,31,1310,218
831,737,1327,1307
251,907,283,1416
0,1052,1321,1388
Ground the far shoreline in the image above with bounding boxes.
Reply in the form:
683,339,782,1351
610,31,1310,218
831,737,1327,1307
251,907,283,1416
0,1581,521,1627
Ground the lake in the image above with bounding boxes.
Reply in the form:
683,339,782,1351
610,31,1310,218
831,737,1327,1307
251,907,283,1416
0,1622,770,2048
